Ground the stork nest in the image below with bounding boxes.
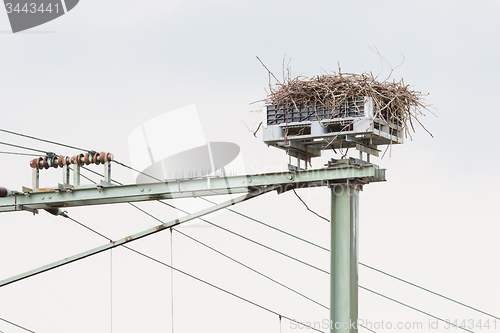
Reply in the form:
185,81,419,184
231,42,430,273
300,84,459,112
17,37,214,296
264,72,433,138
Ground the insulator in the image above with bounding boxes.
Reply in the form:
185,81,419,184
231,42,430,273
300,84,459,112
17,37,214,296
51,156,58,169
30,158,38,168
78,153,85,166
84,153,91,165
92,153,100,165
100,151,106,164
0,187,9,197
37,157,44,169
29,151,114,169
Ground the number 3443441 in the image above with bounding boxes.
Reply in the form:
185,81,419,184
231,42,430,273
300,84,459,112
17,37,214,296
5,3,60,14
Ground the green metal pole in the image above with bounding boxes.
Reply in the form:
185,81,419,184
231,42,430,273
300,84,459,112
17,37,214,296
330,183,359,333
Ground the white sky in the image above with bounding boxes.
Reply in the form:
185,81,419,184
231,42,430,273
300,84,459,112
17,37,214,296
0,1,499,332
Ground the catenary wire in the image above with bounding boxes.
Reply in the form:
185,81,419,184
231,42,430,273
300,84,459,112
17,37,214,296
122,245,326,333
359,286,475,333
78,169,330,309
80,166,329,274
359,263,500,321
0,151,44,157
0,128,88,152
76,170,381,333
359,325,378,333
85,163,500,322
173,228,328,309
201,191,500,321
111,160,163,182
199,197,329,252
0,141,47,154
63,209,325,333
1,130,490,333
0,316,36,333
13,128,494,326
157,199,328,274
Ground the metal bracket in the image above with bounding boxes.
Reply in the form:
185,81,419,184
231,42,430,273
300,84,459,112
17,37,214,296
15,204,39,215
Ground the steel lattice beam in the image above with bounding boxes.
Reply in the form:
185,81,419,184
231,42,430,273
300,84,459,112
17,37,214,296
0,161,385,213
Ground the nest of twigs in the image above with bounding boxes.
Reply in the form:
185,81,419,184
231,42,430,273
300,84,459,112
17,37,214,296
264,72,433,139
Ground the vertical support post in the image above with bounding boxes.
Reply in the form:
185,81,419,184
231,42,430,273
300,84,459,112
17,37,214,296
330,183,359,333
104,161,111,184
73,164,81,188
63,165,70,187
32,168,39,191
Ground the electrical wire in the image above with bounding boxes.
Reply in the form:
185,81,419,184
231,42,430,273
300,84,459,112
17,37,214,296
359,325,378,333
80,167,329,274
359,286,475,333
0,128,88,152
77,168,329,310
111,160,163,182
199,197,329,252
202,194,500,322
4,129,492,333
0,151,44,157
17,132,495,329
66,216,112,242
122,245,326,333
359,263,500,321
64,211,325,333
158,200,328,274
82,161,500,324
174,228,328,309
0,316,36,333
0,141,47,154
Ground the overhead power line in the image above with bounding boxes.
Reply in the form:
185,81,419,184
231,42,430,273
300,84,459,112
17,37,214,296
157,199,328,274
359,286,475,333
0,128,88,152
0,151,44,157
359,263,500,321
0,316,36,333
200,195,500,322
63,211,325,333
0,141,47,154
5,129,496,328
123,245,326,333
78,168,329,309
80,167,329,274
199,197,329,252
174,228,328,309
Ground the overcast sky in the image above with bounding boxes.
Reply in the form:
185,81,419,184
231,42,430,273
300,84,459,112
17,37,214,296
0,1,499,332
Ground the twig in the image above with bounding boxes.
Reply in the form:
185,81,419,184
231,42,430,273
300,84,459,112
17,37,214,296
292,189,330,223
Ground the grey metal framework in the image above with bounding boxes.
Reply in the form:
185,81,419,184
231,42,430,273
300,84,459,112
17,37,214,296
0,158,386,333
